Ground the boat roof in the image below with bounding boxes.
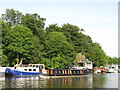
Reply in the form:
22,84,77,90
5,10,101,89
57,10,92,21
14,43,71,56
14,64,45,67
28,64,44,65
77,59,92,63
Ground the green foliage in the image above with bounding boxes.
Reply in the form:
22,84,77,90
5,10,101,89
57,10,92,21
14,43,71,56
1,9,22,26
61,23,81,44
21,13,46,64
21,13,46,37
44,32,76,69
107,56,118,64
0,20,2,64
61,24,92,53
45,23,118,67
31,35,45,64
46,24,62,33
85,43,108,66
3,25,33,66
1,54,9,66
118,57,120,64
0,45,2,64
1,8,118,68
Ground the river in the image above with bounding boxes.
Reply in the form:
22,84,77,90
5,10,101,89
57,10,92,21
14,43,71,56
0,73,119,89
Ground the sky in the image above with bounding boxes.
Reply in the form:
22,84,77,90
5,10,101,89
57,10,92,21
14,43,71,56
0,0,119,57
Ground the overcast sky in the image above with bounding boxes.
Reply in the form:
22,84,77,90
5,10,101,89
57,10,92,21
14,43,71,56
0,0,119,57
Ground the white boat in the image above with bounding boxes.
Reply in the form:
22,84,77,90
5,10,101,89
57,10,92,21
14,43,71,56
94,69,101,74
108,68,118,73
69,59,93,70
5,64,47,77
105,64,118,73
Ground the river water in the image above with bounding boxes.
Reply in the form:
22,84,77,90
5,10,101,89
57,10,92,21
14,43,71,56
0,73,119,89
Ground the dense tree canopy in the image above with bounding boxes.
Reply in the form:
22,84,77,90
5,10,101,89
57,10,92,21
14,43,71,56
21,13,46,64
44,32,76,69
2,25,33,66
21,13,46,36
1,9,119,68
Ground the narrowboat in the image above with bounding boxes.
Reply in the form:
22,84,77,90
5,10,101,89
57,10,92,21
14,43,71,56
5,64,47,77
44,69,89,76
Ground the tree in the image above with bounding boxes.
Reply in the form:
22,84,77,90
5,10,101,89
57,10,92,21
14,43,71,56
21,13,46,38
0,45,2,65
61,24,92,53
118,57,120,64
1,9,115,67
0,20,2,64
1,20,11,66
21,13,46,64
44,32,76,69
45,24,62,33
1,9,22,26
31,35,45,64
107,56,118,64
4,25,33,66
85,42,107,66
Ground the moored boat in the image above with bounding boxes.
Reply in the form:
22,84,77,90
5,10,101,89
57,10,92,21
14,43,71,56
106,68,118,73
0,67,14,73
105,64,118,73
5,64,47,77
45,69,89,76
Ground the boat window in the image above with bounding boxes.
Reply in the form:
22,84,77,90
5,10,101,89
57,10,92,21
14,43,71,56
24,69,27,71
33,69,36,71
33,65,35,67
39,65,43,69
29,65,32,67
74,71,76,73
36,65,38,68
29,69,32,71
59,71,61,73
55,71,57,73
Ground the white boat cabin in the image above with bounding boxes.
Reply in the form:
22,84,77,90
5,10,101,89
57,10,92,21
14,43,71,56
76,59,93,70
73,53,93,70
105,64,118,73
14,64,46,73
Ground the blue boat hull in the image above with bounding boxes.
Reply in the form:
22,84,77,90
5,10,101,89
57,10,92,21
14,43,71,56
5,68,41,77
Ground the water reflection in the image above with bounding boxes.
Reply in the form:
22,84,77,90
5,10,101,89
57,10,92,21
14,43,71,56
93,74,107,88
93,73,118,88
5,76,48,88
46,75,93,88
0,73,119,88
0,73,5,89
3,75,93,88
